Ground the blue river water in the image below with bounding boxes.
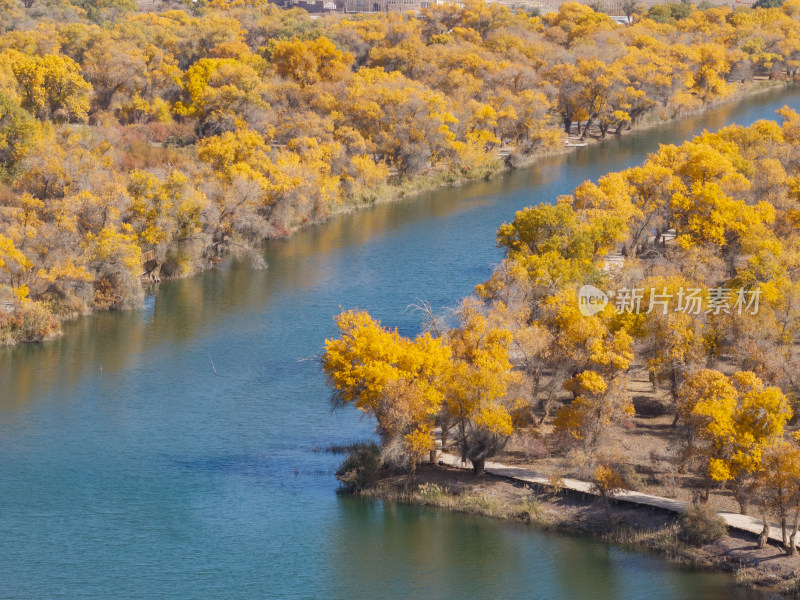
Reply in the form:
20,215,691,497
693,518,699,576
2,87,799,599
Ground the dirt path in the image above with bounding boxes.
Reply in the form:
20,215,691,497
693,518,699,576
438,452,794,546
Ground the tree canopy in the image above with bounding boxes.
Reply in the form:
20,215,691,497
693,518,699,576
3,0,800,343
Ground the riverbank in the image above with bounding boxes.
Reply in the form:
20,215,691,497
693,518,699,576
5,69,799,600
1,79,794,347
362,462,800,595
329,78,792,214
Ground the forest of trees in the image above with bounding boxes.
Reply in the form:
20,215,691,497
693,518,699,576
3,0,800,344
322,111,800,553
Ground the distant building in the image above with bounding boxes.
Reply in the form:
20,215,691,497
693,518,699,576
344,0,450,13
487,0,736,13
271,0,343,12
269,0,448,12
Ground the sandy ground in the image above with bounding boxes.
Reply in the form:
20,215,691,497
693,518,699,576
496,367,758,515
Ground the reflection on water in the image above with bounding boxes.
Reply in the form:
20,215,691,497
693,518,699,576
3,86,799,412
326,498,767,600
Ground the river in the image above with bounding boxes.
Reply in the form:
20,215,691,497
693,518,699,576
2,87,799,600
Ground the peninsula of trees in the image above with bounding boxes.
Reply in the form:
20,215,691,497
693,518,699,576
323,111,800,553
3,0,800,344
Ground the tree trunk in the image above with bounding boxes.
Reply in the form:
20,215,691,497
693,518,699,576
734,483,749,515
781,513,787,546
539,370,564,425
670,369,681,426
602,493,612,524
404,460,417,492
580,117,594,140
787,511,800,556
472,457,485,476
758,504,770,549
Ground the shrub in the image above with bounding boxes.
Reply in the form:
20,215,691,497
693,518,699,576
517,434,549,460
0,303,60,344
679,503,728,546
517,497,542,522
417,482,449,503
647,2,693,23
457,492,496,513
335,442,381,492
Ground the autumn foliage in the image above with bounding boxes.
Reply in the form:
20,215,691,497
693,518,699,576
3,0,800,343
461,108,800,550
323,110,800,523
322,303,523,476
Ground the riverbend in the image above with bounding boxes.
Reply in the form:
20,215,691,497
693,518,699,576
1,86,799,600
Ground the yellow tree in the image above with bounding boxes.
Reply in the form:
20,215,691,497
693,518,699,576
755,439,800,551
676,368,737,498
80,36,148,112
0,91,38,178
8,51,92,122
593,463,631,523
554,370,634,458
322,309,451,479
622,162,683,254
125,169,207,276
571,171,638,255
613,39,679,110
443,298,521,475
271,37,353,87
670,182,774,257
633,276,708,415
542,2,616,47
0,233,32,291
342,67,458,175
687,43,732,101
174,56,268,135
496,201,598,292
574,58,623,141
518,286,633,428
677,369,792,510
82,226,142,310
203,129,342,238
